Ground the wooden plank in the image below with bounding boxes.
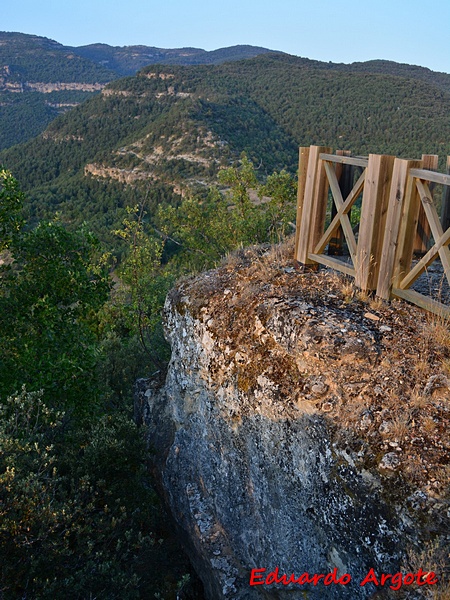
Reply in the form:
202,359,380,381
319,153,368,168
376,158,422,299
414,155,438,254
294,147,310,259
355,153,395,291
441,156,450,231
309,153,332,257
324,160,344,208
295,146,331,264
398,224,450,290
309,253,356,277
414,178,450,283
392,287,450,318
410,168,450,186
392,162,423,288
295,146,321,264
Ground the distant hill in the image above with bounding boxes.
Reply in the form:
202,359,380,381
1,52,449,249
327,58,450,95
0,32,275,149
2,31,450,152
72,43,277,75
0,32,116,82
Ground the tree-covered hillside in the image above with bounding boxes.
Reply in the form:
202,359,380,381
332,59,450,95
73,43,276,75
2,31,450,153
0,32,275,149
0,33,117,149
1,53,449,248
0,32,116,83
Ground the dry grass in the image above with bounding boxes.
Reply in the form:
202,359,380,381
221,249,243,269
389,413,410,442
425,315,450,350
356,288,370,303
414,358,432,378
405,537,450,600
191,241,449,501
409,388,432,410
341,281,355,303
435,464,450,493
263,236,295,263
441,358,450,377
422,416,438,435
369,296,384,312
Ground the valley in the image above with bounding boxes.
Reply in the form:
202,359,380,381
1,49,449,250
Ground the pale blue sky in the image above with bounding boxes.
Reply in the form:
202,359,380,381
3,0,450,73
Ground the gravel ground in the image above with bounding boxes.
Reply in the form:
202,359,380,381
411,259,450,305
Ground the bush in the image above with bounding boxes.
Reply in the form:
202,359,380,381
0,388,164,599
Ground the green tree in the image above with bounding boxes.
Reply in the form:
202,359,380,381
0,388,162,600
0,218,110,412
157,156,297,269
0,168,24,251
0,173,196,599
110,204,173,373
157,187,240,271
218,153,258,221
260,169,297,240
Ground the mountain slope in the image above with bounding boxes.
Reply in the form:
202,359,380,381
1,31,450,152
0,32,116,83
0,32,275,149
1,54,449,248
0,32,117,149
72,43,276,75
337,59,450,95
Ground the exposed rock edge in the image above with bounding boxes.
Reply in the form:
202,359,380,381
136,249,449,599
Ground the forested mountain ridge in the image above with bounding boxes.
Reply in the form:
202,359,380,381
0,32,275,83
0,32,116,148
1,52,450,249
0,32,116,84
0,32,275,149
274,54,450,95
330,58,450,94
73,42,277,75
1,31,450,151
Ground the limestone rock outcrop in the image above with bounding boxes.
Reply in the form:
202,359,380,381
136,246,450,599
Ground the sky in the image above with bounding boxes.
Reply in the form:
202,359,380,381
2,0,450,74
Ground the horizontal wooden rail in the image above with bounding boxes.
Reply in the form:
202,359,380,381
410,169,450,186
308,253,356,277
319,153,368,168
392,288,450,317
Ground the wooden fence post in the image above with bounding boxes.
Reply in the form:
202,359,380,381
391,164,423,289
376,158,422,299
294,147,310,260
441,156,450,232
355,153,395,291
414,154,438,254
295,145,331,265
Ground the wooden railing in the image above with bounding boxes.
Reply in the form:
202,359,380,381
294,146,450,316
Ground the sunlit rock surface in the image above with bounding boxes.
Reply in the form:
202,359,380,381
136,246,450,599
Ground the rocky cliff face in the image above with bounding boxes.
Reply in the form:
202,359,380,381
136,244,450,599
